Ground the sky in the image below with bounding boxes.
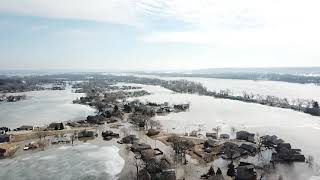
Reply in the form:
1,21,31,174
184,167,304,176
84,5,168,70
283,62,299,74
0,0,319,71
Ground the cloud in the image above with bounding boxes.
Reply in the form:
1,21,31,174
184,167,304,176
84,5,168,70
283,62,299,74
137,0,320,29
0,0,138,25
2,0,319,32
1,0,320,68
140,0,320,54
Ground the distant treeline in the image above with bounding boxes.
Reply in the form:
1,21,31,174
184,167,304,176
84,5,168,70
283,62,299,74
137,72,320,84
0,76,67,93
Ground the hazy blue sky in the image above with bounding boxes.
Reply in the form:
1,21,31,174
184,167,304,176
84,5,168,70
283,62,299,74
0,0,319,70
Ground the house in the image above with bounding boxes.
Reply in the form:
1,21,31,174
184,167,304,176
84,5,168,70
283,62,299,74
131,143,152,153
101,130,119,141
261,135,284,148
86,115,106,124
235,162,257,180
272,143,305,162
220,142,247,159
220,134,230,139
78,130,96,138
204,139,217,148
121,135,139,144
173,104,190,111
206,132,217,139
190,131,198,137
240,144,257,154
144,158,176,180
236,131,255,142
146,129,160,136
16,125,33,131
51,134,72,144
276,143,291,151
48,123,64,130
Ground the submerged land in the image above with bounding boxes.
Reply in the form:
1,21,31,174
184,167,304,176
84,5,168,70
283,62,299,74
0,72,320,180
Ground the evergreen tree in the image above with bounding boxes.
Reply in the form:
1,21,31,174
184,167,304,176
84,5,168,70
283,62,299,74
123,104,132,113
227,162,236,177
105,111,112,118
59,122,64,130
216,168,222,175
113,105,119,112
207,166,215,176
204,141,209,149
313,101,319,109
54,124,59,130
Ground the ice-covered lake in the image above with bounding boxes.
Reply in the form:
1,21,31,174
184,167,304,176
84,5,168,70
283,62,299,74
0,87,96,129
0,143,125,180
135,74,320,102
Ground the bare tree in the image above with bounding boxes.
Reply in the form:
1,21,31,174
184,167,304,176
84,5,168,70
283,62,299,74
149,119,161,130
71,131,77,146
243,91,250,100
230,126,237,136
255,132,268,164
36,131,48,151
213,126,221,138
296,98,304,111
129,112,151,130
133,153,145,180
36,131,48,141
168,135,193,164
278,175,283,180
120,127,131,137
312,101,319,109
306,155,314,168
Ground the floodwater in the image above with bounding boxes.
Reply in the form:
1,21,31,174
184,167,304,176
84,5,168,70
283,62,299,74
128,83,320,179
1,78,320,179
0,142,125,180
135,74,320,102
0,87,96,129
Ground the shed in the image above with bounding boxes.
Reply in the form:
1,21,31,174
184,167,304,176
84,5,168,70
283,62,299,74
236,131,255,142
